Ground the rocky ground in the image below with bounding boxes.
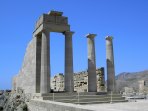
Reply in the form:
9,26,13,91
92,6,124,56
0,89,29,111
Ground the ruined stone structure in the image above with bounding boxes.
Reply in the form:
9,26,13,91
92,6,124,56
96,68,105,92
13,11,116,96
9,10,129,110
51,73,64,91
13,11,74,94
139,80,148,93
106,36,116,92
122,87,134,96
51,68,105,92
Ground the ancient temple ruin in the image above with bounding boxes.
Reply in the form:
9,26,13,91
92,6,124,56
13,10,116,95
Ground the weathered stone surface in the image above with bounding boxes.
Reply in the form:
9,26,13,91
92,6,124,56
0,89,28,111
97,68,105,92
106,36,116,92
86,34,97,92
51,68,105,92
64,31,74,92
35,11,69,30
40,30,50,94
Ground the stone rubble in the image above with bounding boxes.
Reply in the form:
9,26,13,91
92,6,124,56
0,89,29,111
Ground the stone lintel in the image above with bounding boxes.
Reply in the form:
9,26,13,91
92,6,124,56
33,23,71,37
44,24,70,33
86,33,97,38
106,36,113,41
48,10,63,16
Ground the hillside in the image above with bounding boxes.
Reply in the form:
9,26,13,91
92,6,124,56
116,70,148,92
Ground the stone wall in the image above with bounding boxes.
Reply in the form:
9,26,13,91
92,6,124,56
14,37,37,94
51,68,105,92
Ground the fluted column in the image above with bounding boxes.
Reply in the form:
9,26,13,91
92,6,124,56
40,30,50,94
86,33,97,92
106,36,116,92
64,31,74,92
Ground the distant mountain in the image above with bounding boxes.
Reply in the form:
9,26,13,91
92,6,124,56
115,70,148,92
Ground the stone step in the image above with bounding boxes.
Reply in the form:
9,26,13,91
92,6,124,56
33,92,122,96
42,96,125,100
39,94,122,98
33,93,127,104
34,92,108,96
52,97,126,102
74,100,128,104
53,99,127,104
35,95,125,99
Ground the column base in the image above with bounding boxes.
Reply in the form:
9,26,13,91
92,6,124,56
32,93,51,100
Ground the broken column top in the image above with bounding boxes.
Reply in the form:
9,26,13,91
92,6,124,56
86,33,97,38
106,36,113,40
48,10,63,16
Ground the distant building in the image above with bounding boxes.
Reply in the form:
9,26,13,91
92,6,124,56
51,73,64,91
123,87,134,96
139,80,148,94
51,67,105,92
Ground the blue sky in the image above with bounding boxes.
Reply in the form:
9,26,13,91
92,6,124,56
0,0,148,90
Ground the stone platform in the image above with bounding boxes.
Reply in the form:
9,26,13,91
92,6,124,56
33,92,127,104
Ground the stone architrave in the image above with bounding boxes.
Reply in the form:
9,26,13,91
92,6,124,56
64,31,74,92
106,36,116,92
86,33,97,92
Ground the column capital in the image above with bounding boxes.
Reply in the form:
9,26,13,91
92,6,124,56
35,29,49,37
106,36,113,41
63,31,75,36
86,33,97,38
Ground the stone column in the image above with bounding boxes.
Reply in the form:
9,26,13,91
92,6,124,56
40,30,50,94
106,36,116,92
64,31,74,92
86,34,97,92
